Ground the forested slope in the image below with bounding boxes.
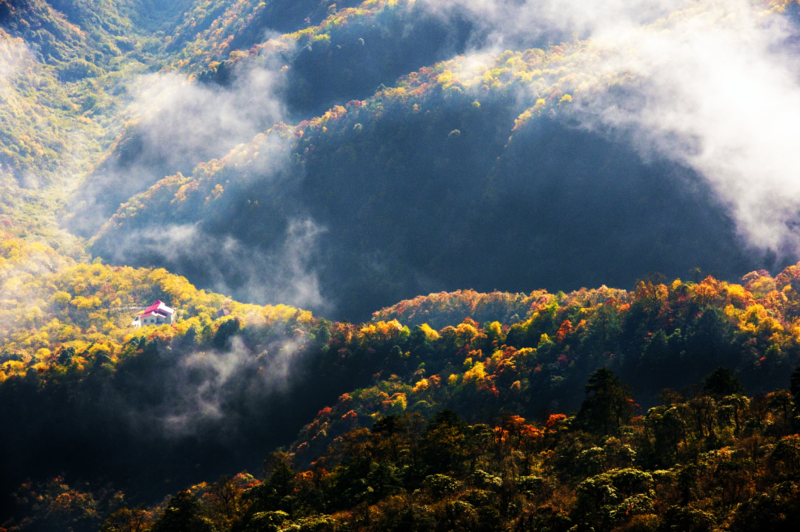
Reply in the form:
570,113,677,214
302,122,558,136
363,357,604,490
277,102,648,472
3,1,800,531
89,38,764,320
1,0,791,320
70,0,488,237
4,237,800,530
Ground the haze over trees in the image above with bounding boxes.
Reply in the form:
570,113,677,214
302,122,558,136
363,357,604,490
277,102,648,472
3,233,800,529
3,0,800,531
2,0,792,318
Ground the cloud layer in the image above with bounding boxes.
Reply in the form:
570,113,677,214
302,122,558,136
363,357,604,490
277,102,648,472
128,65,286,170
99,218,329,314
71,57,290,235
573,0,800,255
430,0,800,257
160,336,307,436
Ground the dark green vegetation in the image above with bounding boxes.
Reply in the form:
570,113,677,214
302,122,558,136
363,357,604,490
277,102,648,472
2,0,783,319
11,363,800,532
4,0,800,531
3,234,800,529
131,392,800,532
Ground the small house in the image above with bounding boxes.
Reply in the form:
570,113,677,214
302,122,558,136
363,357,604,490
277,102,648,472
131,301,175,328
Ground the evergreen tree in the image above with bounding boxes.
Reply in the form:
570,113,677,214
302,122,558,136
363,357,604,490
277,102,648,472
702,367,745,399
150,491,215,532
791,365,800,429
577,368,634,434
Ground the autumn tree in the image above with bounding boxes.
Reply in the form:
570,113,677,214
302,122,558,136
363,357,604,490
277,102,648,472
101,508,151,532
207,475,242,523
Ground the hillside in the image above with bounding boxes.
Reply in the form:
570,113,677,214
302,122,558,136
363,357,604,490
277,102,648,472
68,0,494,238
88,38,766,319
3,236,800,529
1,0,795,319
3,0,800,531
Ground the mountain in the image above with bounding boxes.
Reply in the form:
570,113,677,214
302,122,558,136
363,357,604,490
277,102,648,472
2,235,800,530
3,0,795,320
3,0,800,530
87,40,767,320
68,0,485,240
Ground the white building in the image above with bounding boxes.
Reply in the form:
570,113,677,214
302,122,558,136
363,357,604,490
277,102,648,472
131,301,175,328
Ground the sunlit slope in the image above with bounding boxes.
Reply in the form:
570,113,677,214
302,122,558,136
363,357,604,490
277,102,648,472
369,287,628,330
0,237,332,517
162,0,364,70
0,0,185,250
0,19,124,254
91,39,763,320
282,268,800,466
0,0,372,244
4,236,800,526
0,237,313,378
0,0,181,183
70,0,487,237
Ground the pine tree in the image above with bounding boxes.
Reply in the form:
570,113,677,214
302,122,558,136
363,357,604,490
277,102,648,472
577,368,634,434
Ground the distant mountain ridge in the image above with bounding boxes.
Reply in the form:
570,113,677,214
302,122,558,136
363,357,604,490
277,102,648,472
88,45,766,320
2,0,792,320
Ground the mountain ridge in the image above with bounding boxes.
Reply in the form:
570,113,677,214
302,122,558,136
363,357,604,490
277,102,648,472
3,1,800,530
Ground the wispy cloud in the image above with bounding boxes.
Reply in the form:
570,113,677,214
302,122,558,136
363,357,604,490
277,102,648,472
0,36,30,87
128,65,286,168
71,56,291,235
425,0,800,256
420,0,685,49
99,218,330,314
568,0,800,255
141,335,309,437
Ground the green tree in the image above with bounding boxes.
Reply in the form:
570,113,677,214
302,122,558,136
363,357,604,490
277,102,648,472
213,318,241,350
702,367,745,400
419,409,471,476
767,390,794,431
718,394,749,435
660,506,714,532
577,368,634,434
249,452,297,515
150,491,215,532
791,365,800,429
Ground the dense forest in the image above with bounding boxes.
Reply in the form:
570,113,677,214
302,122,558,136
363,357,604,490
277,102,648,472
3,235,800,529
4,0,794,319
3,0,800,530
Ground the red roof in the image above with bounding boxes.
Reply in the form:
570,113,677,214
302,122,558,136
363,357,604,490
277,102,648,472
141,310,169,319
144,300,172,313
138,301,174,320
